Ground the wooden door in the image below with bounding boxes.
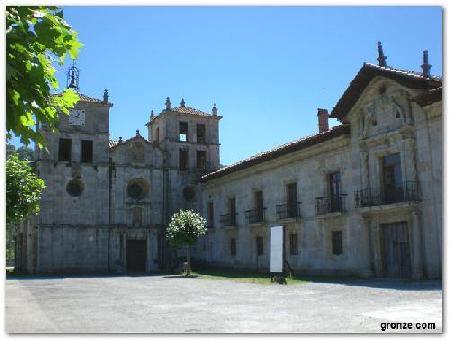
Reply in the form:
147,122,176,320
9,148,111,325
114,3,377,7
126,239,147,273
381,222,412,278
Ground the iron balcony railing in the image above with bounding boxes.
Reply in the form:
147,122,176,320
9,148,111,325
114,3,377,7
354,181,421,208
276,202,301,220
315,195,347,215
220,213,237,227
244,208,266,224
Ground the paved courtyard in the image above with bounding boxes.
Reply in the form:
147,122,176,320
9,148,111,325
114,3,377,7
5,275,442,333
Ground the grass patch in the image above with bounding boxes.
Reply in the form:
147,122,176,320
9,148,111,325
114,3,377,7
191,268,309,285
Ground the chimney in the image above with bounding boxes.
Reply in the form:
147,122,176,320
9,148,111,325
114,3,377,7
317,108,329,133
421,50,432,77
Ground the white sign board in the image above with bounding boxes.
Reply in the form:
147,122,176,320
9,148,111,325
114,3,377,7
270,226,284,273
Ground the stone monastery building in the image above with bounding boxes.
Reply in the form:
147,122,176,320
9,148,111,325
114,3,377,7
17,45,442,279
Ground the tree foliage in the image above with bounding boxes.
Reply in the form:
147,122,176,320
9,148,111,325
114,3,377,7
6,143,34,161
166,210,207,247
6,154,45,225
6,6,82,147
166,210,207,276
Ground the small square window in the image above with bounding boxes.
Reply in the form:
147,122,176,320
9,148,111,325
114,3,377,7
197,124,206,143
289,233,298,255
230,238,236,256
332,231,343,255
179,149,188,170
58,138,72,161
256,236,263,256
81,140,93,163
179,122,188,142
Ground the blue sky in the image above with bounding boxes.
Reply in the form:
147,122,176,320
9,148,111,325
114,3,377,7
24,6,445,165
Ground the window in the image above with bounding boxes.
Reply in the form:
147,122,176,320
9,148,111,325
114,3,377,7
287,182,297,217
229,197,236,225
58,138,72,161
289,233,298,255
328,172,341,197
255,190,264,219
328,171,341,212
230,238,236,256
81,140,93,163
332,231,343,255
179,122,188,142
256,236,264,256
197,150,207,171
197,124,206,143
155,127,160,143
179,149,188,170
382,153,403,203
207,201,214,228
66,179,84,197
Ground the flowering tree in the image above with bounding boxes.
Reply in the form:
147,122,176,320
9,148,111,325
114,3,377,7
166,210,207,276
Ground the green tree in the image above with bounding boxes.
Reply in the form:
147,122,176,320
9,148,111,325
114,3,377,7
6,154,45,267
166,210,207,276
6,154,45,225
6,6,82,147
6,143,34,161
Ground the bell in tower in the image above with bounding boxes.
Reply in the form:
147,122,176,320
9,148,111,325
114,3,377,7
67,60,80,91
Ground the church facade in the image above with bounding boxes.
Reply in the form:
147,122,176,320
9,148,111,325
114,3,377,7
16,47,442,279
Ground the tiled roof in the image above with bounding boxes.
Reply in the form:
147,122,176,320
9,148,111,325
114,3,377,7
412,87,442,107
52,92,108,104
170,106,211,116
330,63,442,120
200,124,351,183
78,93,103,103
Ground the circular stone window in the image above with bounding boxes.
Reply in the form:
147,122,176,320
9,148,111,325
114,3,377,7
183,186,196,201
66,179,84,197
126,179,149,200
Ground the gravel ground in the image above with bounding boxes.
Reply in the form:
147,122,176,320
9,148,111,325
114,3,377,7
5,275,442,333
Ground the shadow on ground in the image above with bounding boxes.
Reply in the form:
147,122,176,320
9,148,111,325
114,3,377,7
6,270,442,291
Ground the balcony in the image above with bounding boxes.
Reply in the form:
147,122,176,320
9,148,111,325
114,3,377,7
355,181,421,208
276,202,301,220
244,208,266,224
220,213,237,227
315,195,347,215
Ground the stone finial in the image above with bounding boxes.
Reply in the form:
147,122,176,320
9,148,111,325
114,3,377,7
165,97,171,110
377,41,387,67
317,108,329,133
136,129,140,136
421,50,432,77
150,110,154,119
119,137,123,143
212,103,218,116
103,89,109,104
180,98,186,107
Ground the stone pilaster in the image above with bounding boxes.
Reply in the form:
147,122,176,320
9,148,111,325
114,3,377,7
410,210,424,279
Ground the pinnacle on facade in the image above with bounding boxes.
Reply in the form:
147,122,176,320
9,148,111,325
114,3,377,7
421,50,432,77
180,98,186,107
103,89,109,104
165,97,171,110
377,41,387,67
212,103,218,116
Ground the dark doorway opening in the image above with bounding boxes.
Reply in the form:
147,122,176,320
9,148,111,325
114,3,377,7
381,222,412,278
126,239,147,273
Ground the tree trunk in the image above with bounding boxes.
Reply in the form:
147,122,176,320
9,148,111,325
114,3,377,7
186,245,191,277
